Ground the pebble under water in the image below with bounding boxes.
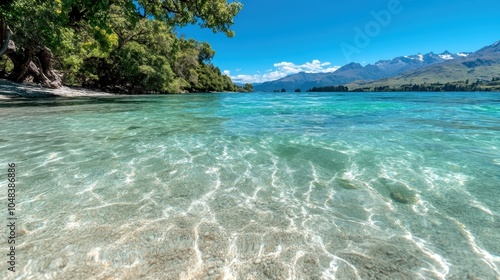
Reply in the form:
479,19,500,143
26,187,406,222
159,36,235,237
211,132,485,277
0,90,499,279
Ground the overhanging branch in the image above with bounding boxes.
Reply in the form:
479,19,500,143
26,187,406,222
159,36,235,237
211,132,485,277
0,26,11,56
0,15,11,56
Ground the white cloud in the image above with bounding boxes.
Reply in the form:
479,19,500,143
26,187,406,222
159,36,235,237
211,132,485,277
228,60,340,84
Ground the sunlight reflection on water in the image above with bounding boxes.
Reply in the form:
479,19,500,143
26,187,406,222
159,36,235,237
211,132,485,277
0,91,499,279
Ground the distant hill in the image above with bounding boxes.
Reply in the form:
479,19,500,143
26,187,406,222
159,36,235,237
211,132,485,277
351,40,500,89
253,51,471,92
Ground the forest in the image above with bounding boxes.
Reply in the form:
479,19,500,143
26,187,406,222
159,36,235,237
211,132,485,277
351,78,500,92
0,0,253,94
305,78,500,93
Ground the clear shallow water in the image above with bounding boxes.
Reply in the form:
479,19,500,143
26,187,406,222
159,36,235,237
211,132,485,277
0,91,499,279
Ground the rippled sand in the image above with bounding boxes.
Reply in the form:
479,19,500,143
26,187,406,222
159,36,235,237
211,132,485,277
0,92,499,279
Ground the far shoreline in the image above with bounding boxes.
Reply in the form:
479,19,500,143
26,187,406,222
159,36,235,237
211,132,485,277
2,78,499,99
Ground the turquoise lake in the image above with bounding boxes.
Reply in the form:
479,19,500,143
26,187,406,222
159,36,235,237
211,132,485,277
0,91,499,279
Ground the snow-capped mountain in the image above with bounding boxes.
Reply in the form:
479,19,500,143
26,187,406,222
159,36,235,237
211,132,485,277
353,41,500,89
254,50,472,92
471,40,500,57
371,51,471,77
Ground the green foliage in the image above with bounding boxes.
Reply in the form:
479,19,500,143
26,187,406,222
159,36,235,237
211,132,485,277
243,83,253,92
137,0,242,37
307,85,348,92
2,1,56,48
197,42,216,63
351,80,500,92
0,0,242,93
0,55,13,74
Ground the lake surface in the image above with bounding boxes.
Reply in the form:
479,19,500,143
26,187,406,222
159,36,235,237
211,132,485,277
0,91,499,279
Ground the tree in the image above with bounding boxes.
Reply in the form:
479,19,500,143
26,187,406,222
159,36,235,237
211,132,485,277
306,85,348,92
0,0,242,90
243,83,253,92
294,88,301,92
0,14,12,56
281,88,286,92
136,0,242,37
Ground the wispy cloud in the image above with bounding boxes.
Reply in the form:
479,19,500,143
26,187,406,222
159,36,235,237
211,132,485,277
225,60,340,84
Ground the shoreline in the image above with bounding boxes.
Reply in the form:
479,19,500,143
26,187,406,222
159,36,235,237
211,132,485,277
0,79,246,98
2,79,499,99
0,79,115,98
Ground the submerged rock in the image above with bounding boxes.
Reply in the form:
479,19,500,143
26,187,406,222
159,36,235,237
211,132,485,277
337,178,359,190
127,126,142,130
390,191,417,204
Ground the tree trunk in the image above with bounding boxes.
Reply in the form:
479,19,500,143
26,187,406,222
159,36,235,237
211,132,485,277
36,47,63,88
7,48,33,83
0,23,11,56
1,15,62,89
0,14,9,56
6,47,63,89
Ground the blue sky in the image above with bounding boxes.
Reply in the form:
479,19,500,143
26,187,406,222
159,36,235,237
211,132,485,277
177,0,500,84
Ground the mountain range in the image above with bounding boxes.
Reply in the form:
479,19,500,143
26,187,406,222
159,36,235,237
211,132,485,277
253,40,500,92
352,40,500,89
